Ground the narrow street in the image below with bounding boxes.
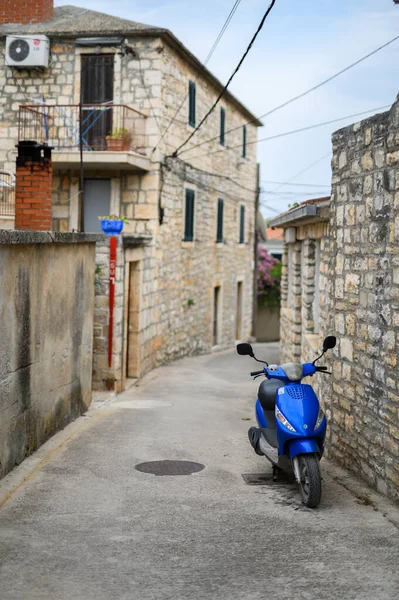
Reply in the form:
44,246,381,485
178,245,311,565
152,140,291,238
1,344,399,600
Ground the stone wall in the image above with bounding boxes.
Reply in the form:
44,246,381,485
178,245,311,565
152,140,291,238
279,96,399,502
323,97,399,500
0,231,98,478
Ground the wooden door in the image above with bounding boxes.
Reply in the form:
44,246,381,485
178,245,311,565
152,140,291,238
127,262,141,379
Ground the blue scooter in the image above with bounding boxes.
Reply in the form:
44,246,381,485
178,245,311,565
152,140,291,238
237,336,336,508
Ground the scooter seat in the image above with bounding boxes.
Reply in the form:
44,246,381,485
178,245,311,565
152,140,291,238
258,379,284,412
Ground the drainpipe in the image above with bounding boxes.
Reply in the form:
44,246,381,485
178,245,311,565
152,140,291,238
251,163,260,339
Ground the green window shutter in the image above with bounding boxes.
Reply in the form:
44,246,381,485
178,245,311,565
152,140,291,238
216,198,224,243
242,125,247,158
239,205,245,244
184,189,195,241
188,81,196,127
220,107,225,146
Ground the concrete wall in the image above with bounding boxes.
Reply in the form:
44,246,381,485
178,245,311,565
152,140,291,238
256,306,280,342
280,96,399,502
0,231,99,478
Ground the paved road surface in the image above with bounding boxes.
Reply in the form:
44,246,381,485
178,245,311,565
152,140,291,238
1,343,399,599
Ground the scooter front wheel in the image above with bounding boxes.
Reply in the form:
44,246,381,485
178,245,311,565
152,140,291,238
298,454,321,508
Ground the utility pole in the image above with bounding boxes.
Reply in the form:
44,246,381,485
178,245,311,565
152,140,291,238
251,163,260,339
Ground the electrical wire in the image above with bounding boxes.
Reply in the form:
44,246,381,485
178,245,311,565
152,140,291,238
260,189,330,197
165,156,258,194
259,203,282,214
177,32,399,157
183,105,390,161
203,0,243,65
270,152,332,194
261,180,330,188
151,0,243,154
172,0,277,156
260,152,333,214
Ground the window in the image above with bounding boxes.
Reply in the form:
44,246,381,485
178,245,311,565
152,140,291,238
239,205,245,244
188,81,196,127
236,281,243,340
242,125,247,158
213,286,221,345
216,198,224,243
184,188,195,241
220,107,226,146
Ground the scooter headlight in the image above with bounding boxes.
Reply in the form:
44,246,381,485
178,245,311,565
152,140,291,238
314,408,325,430
275,406,296,432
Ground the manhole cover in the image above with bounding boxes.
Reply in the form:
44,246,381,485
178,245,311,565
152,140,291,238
242,472,293,486
135,460,205,476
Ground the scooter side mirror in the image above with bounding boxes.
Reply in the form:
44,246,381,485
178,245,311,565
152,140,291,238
236,342,254,357
323,336,337,352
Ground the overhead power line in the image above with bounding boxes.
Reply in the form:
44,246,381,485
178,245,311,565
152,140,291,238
259,202,284,214
271,152,332,194
203,0,243,65
152,0,243,153
260,189,330,197
184,105,390,161
172,0,277,156
177,32,399,157
261,180,330,188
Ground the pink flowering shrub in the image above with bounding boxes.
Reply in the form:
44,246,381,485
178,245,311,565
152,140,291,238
257,246,281,307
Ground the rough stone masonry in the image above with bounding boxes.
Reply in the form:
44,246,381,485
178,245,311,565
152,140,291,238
277,95,399,502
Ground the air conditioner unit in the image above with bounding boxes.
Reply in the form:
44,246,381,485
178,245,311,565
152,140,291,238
5,35,49,68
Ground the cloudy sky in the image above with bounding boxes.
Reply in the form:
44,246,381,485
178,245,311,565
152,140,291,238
57,0,399,217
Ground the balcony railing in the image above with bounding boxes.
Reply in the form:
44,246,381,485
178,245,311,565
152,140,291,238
18,103,147,154
0,171,15,217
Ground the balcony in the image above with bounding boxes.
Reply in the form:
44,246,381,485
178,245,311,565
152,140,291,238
18,103,150,172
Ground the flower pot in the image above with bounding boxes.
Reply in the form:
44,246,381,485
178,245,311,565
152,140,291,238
100,219,124,236
122,140,132,151
106,138,124,151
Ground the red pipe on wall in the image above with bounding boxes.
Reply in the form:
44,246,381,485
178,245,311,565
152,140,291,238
108,236,117,368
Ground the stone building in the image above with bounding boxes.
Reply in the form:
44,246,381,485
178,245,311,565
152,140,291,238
0,3,261,391
270,95,399,502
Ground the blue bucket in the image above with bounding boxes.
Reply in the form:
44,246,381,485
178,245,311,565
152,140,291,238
100,220,124,236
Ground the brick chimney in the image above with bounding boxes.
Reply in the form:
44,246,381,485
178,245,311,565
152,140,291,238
0,1,54,25
15,142,53,231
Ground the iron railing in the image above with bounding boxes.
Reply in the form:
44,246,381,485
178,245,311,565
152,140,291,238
18,103,147,154
0,171,15,216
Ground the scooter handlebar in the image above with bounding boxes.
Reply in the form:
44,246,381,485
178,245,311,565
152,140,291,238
250,370,264,377
315,366,331,374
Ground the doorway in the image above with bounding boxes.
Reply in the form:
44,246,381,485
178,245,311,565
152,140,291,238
127,261,141,379
213,286,221,346
81,54,114,149
236,281,243,340
83,179,110,233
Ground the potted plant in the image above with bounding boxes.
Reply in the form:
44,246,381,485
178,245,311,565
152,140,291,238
98,214,129,236
106,128,132,151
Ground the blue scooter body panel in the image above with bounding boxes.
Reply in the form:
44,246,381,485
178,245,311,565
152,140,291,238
255,399,267,428
288,438,321,459
275,384,326,456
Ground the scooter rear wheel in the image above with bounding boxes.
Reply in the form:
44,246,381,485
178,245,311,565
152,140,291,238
298,454,321,508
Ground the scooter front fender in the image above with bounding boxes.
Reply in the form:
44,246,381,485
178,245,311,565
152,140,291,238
288,438,321,459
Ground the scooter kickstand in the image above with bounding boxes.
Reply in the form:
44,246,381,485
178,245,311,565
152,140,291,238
272,466,278,482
